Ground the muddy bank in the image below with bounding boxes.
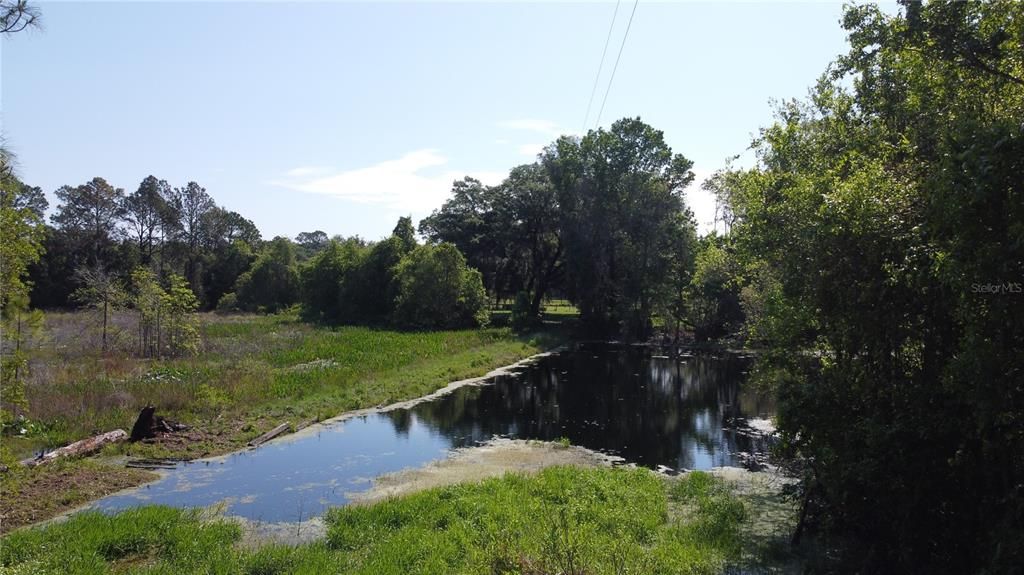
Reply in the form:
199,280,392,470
226,437,617,545
347,437,620,505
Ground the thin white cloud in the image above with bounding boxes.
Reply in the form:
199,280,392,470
518,143,546,158
285,165,333,177
498,119,564,137
271,150,505,213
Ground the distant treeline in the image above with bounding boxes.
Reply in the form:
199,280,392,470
4,117,734,339
11,176,262,311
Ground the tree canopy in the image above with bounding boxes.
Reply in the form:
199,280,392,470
716,1,1024,571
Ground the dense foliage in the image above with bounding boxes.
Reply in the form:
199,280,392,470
420,165,562,322
423,118,699,337
26,175,260,311
715,1,1024,571
0,153,47,427
298,222,488,329
542,119,698,337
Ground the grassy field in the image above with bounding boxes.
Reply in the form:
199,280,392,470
0,467,748,575
1,310,570,531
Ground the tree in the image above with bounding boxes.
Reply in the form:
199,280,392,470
499,164,563,320
197,207,260,309
130,267,163,357
295,230,329,261
299,239,355,323
542,118,697,338
72,265,127,352
0,155,46,430
724,2,1024,571
1,0,40,34
420,177,510,300
170,181,214,294
160,273,199,356
391,243,488,329
0,173,46,313
51,177,125,267
11,181,47,219
122,175,170,266
298,219,421,326
341,236,406,323
391,217,417,253
685,236,743,342
234,236,299,313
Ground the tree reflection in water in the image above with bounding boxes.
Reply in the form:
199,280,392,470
388,343,774,471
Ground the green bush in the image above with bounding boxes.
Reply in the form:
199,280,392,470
235,237,300,313
391,243,489,330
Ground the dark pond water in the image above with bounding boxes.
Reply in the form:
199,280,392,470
95,344,773,523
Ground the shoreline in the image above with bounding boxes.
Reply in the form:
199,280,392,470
3,347,566,534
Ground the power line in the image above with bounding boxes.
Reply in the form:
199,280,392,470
594,0,639,130
581,0,621,135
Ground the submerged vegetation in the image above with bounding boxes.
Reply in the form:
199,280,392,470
0,468,750,575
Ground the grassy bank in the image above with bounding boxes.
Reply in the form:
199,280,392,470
1,310,568,531
0,467,747,575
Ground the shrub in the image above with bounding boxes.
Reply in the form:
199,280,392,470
391,243,488,329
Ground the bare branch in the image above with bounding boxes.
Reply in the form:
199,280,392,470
1,0,41,34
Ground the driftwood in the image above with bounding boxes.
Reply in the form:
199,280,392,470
248,422,290,447
130,405,189,442
125,458,179,470
21,429,128,467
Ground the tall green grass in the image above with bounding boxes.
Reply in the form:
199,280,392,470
2,312,565,533
0,468,746,575
11,313,552,455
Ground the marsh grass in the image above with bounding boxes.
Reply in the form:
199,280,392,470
0,467,747,575
6,312,558,457
1,311,566,531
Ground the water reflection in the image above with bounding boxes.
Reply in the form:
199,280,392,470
94,344,772,523
398,343,773,471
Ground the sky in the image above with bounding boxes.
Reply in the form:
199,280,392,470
2,1,883,240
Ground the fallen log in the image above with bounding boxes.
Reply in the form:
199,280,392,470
21,429,128,467
248,422,290,447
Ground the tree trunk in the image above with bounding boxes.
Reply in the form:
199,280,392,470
102,298,108,352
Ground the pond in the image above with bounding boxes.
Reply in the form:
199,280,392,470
95,343,774,524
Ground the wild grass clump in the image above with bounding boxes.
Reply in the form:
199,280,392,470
0,506,241,574
0,467,747,574
669,471,748,556
324,466,742,575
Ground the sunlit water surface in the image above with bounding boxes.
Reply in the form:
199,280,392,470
95,344,773,523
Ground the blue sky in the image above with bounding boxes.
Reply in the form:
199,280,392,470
2,1,883,240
